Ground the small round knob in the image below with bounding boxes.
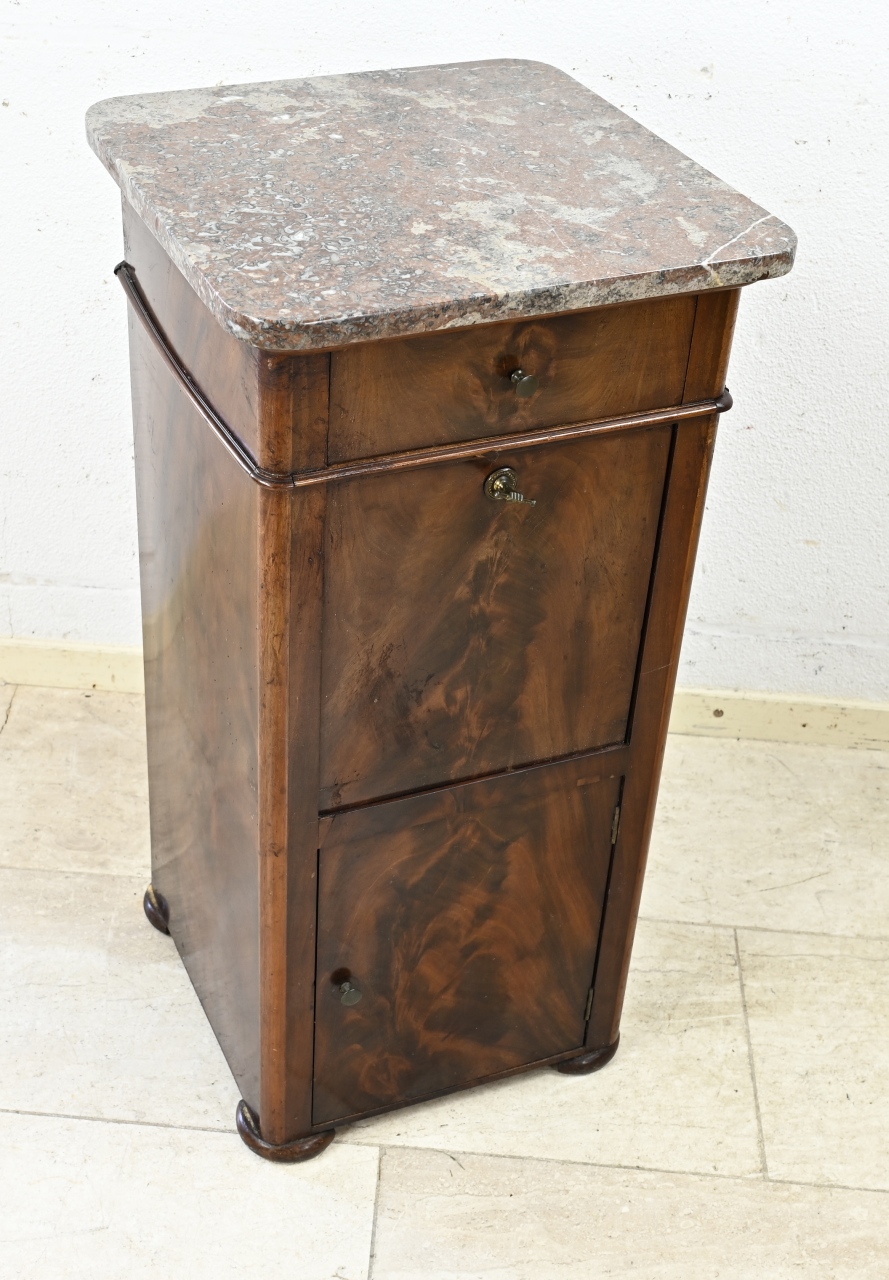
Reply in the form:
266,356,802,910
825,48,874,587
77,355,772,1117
510,369,539,398
339,980,362,1007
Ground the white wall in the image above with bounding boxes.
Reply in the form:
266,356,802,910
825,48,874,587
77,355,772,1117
2,0,887,698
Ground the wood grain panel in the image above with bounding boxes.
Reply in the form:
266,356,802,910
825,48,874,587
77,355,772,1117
123,204,263,457
313,757,623,1124
124,204,331,1142
127,270,263,1110
586,291,740,1053
328,295,697,461
320,426,670,809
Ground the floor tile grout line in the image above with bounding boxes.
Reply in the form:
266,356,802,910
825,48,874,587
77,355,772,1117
734,926,769,1180
0,685,17,737
4,1106,888,1200
0,864,151,882
0,1105,232,1137
342,1141,889,1198
366,1146,384,1280
638,913,889,945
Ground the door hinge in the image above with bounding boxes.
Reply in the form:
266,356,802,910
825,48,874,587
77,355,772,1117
610,802,622,847
584,985,594,1023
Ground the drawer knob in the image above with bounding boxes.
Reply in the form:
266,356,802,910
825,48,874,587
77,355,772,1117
484,467,537,506
338,980,363,1006
510,368,539,398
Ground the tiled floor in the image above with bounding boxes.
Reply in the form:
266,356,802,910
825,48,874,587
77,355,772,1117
1,684,888,1278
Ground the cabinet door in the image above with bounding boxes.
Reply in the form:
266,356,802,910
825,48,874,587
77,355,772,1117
321,425,669,809
312,758,621,1125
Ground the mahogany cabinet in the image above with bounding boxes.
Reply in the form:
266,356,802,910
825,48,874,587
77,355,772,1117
87,60,795,1160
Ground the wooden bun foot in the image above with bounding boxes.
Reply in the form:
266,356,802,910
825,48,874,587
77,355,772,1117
143,884,170,935
236,1101,335,1163
554,1035,620,1075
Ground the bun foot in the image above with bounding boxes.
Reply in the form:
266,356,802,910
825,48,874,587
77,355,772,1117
236,1101,335,1163
143,884,170,935
555,1035,620,1075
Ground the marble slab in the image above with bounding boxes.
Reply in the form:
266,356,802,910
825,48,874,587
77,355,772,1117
738,930,889,1191
0,686,149,877
0,867,238,1128
86,60,795,350
0,1111,378,1280
642,735,889,937
372,1148,889,1280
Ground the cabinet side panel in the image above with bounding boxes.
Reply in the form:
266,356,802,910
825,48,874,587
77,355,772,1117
128,304,262,1108
587,291,741,1049
123,202,262,457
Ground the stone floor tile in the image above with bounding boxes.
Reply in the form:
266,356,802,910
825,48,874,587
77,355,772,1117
0,1110,378,1280
349,920,761,1178
371,1147,889,1280
738,929,889,1190
0,685,150,877
642,735,889,937
0,866,239,1129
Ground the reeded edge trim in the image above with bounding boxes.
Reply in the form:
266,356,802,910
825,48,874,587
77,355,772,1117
116,261,732,492
235,1100,335,1163
143,884,170,935
554,1035,620,1075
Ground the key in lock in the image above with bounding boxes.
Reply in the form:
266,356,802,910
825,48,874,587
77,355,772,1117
483,467,537,505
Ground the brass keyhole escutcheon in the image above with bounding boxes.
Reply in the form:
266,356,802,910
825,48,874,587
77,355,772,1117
484,467,537,506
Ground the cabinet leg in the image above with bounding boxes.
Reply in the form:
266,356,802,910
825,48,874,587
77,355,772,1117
143,884,170,935
554,1034,620,1075
236,1101,335,1163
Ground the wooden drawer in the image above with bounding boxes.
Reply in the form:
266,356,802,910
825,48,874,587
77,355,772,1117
312,757,622,1125
328,295,697,461
320,423,669,810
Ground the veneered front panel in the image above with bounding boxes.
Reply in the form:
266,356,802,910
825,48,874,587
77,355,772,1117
328,295,696,461
320,425,670,809
312,758,622,1125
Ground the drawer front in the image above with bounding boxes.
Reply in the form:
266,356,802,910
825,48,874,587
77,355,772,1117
312,759,622,1125
328,295,696,462
320,424,669,810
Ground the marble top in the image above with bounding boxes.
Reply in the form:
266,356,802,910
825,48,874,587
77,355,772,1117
87,60,796,351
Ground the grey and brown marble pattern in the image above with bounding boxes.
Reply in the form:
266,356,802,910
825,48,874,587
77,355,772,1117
86,60,796,351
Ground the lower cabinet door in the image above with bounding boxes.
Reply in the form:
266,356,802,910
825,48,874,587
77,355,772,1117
312,757,622,1126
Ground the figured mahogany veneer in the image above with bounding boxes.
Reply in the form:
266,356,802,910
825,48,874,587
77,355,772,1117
314,757,622,1124
121,201,740,1160
320,427,669,808
328,296,697,460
